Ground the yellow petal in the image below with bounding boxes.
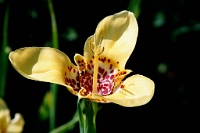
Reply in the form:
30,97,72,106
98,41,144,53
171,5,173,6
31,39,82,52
7,113,25,133
102,74,155,107
84,10,138,70
9,47,78,94
0,109,11,132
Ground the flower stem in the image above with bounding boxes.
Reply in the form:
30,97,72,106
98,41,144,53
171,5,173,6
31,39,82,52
0,4,9,98
77,99,98,133
47,0,59,130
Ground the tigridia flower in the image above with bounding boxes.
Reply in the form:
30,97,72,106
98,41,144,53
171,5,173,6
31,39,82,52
9,10,154,107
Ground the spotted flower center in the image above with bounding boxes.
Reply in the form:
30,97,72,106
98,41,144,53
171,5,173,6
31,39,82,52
64,53,130,98
76,55,117,96
64,37,130,98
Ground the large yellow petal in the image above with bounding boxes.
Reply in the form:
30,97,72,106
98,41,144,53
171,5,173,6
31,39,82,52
84,10,138,70
102,74,155,107
9,47,78,93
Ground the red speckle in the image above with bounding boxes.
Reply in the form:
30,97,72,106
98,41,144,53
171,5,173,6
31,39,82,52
98,74,101,79
110,69,114,73
87,64,91,70
70,83,75,88
72,79,76,85
108,59,110,63
109,64,113,69
103,71,107,78
76,76,79,81
98,67,104,74
121,85,125,89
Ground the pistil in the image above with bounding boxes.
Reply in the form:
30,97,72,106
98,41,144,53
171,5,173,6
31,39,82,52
92,35,103,95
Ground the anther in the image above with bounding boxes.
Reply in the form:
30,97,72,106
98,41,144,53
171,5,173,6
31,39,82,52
90,35,104,55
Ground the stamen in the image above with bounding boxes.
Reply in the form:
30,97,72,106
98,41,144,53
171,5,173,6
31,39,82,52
98,47,104,55
92,35,104,95
90,35,104,55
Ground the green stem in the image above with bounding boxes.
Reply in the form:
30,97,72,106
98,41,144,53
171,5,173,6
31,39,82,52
0,4,9,98
77,99,98,133
47,0,59,49
47,0,59,130
49,108,79,133
127,0,142,18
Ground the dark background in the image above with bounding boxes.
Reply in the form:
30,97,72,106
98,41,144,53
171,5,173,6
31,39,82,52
1,0,199,132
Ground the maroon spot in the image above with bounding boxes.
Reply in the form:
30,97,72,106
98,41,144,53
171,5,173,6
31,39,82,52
110,69,114,73
70,83,75,88
108,59,110,63
103,71,107,78
65,78,68,83
121,85,125,89
98,67,104,74
98,74,101,79
117,61,119,64
109,64,113,69
76,76,79,81
72,79,76,85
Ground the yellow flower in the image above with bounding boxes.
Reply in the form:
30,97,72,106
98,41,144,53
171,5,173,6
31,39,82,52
0,98,24,133
9,10,154,107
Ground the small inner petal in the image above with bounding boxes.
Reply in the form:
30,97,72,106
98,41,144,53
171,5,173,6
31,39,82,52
64,66,80,94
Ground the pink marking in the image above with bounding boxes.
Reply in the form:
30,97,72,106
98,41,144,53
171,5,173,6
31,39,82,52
110,74,114,80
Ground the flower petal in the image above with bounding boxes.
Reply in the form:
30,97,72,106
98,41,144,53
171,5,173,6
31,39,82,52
0,109,11,132
7,113,24,133
84,10,138,70
102,74,155,107
9,47,78,94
